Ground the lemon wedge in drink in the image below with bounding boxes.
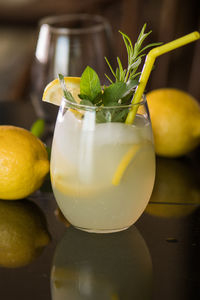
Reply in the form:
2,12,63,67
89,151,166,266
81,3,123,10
52,174,105,198
42,77,80,105
112,144,141,186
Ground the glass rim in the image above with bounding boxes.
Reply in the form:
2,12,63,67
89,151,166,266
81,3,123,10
61,94,147,111
39,14,111,35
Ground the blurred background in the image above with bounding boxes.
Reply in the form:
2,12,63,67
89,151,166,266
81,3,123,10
0,0,199,103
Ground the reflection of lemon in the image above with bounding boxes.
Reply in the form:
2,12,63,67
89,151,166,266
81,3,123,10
0,126,49,200
146,157,200,218
0,200,50,268
42,77,80,106
146,203,197,218
146,88,200,157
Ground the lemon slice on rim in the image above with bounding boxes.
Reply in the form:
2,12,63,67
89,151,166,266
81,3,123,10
42,77,80,106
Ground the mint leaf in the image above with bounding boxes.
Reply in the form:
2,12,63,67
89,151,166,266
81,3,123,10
102,82,127,106
79,91,102,105
96,110,112,123
78,93,91,101
126,78,138,89
120,79,138,104
110,108,129,122
80,66,102,103
92,91,103,105
96,107,129,123
102,79,137,106
80,99,93,106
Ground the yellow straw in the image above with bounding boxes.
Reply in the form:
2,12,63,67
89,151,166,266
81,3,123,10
125,31,200,124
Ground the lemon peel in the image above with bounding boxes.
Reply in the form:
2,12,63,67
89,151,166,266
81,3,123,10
0,126,49,200
146,88,200,157
112,144,140,186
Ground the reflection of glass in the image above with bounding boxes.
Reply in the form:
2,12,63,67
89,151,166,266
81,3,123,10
30,14,114,123
51,97,155,233
51,226,152,300
0,200,50,268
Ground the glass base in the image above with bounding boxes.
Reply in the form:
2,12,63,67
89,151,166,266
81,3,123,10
74,225,130,234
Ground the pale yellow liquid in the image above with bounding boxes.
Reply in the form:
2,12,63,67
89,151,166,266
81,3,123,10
51,110,155,232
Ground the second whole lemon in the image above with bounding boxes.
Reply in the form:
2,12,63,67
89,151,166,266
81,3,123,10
0,126,49,200
146,88,200,157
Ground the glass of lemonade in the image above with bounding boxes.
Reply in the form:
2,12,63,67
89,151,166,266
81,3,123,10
50,96,155,233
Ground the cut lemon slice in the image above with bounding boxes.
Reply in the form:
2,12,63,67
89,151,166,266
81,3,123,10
42,77,80,106
112,144,141,186
52,174,102,198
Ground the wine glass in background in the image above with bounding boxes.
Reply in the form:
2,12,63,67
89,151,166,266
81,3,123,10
29,14,115,126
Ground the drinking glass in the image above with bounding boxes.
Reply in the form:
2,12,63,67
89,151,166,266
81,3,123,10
30,14,114,123
50,96,155,233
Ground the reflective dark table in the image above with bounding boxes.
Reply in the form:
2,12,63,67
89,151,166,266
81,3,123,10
0,101,200,300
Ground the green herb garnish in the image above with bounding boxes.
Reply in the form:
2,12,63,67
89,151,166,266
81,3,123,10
79,66,102,104
60,24,160,122
105,24,160,84
30,119,45,138
58,74,76,103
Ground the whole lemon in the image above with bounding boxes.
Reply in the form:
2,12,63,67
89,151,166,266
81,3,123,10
0,126,49,200
146,88,200,157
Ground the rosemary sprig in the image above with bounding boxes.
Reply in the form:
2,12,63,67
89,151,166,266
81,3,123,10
105,24,161,84
58,74,76,103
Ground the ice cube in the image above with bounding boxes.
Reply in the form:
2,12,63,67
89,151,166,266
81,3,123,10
94,122,141,146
